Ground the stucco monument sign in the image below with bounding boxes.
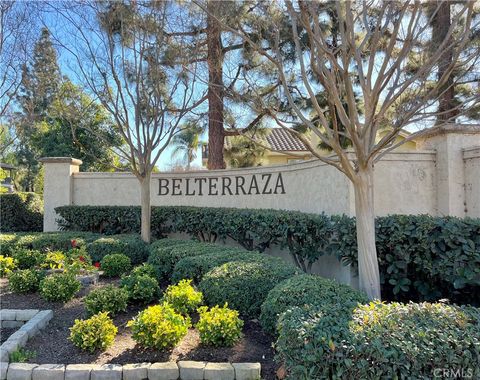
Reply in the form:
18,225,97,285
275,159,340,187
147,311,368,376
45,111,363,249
157,174,286,196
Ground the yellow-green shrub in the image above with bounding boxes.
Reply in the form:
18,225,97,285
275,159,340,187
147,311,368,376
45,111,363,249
162,279,203,315
41,251,66,269
39,273,81,302
8,269,44,293
196,304,243,347
128,303,190,349
69,312,117,353
0,255,16,277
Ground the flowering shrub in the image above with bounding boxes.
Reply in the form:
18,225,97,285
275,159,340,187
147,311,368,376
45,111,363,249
100,254,131,277
85,285,129,316
39,273,81,302
0,255,16,277
69,312,117,353
162,279,203,315
128,303,190,349
196,304,243,347
8,269,44,293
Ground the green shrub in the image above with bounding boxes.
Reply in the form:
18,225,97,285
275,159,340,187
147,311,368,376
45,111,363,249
162,279,203,315
100,254,132,277
69,312,117,353
39,273,81,302
0,233,18,256
66,247,94,271
128,303,191,349
11,249,44,269
86,235,149,265
131,263,157,279
120,274,160,304
41,251,66,269
260,274,368,335
0,193,43,232
8,269,44,293
85,285,129,316
276,301,480,380
56,206,480,305
15,232,98,252
196,304,243,347
199,256,299,317
171,249,261,284
0,255,16,277
147,241,218,281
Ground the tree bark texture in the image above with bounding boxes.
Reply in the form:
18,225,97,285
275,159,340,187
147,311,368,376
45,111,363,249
354,165,381,300
140,174,151,243
206,0,226,170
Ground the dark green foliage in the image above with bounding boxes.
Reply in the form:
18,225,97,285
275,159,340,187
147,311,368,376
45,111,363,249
131,263,157,279
0,193,43,232
199,256,299,317
172,249,261,284
85,285,129,316
147,241,220,281
2,232,100,253
8,269,45,293
56,206,480,304
276,301,480,380
260,274,368,335
120,274,160,304
86,235,149,265
100,254,132,277
11,249,45,269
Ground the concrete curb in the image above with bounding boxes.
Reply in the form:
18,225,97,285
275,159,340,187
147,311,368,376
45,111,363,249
3,362,261,380
0,310,53,363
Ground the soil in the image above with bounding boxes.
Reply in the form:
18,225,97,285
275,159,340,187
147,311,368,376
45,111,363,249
1,327,16,344
0,278,277,379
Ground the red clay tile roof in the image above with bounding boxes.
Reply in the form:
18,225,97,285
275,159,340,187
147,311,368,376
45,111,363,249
224,128,309,152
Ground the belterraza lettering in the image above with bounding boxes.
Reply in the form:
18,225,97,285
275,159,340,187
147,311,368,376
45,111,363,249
158,173,286,196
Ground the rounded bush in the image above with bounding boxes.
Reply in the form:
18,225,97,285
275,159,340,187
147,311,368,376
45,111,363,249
11,249,44,269
128,303,191,349
147,241,216,281
260,274,368,335
196,304,243,347
85,285,129,316
131,263,157,279
199,256,299,317
8,269,44,293
276,301,480,379
87,235,149,265
120,274,160,304
171,249,260,284
100,254,132,277
69,312,117,353
39,273,81,302
0,255,16,277
162,279,203,315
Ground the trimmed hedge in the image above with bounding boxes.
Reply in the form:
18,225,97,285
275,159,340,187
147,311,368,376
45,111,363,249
148,241,222,281
56,206,480,305
86,235,149,265
260,274,368,336
0,193,43,232
171,249,262,284
276,301,480,379
199,256,299,317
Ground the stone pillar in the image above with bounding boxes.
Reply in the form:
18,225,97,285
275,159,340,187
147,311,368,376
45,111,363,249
39,157,82,232
417,125,480,217
464,147,480,217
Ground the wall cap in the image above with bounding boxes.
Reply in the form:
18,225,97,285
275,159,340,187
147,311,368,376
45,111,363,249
39,157,83,165
419,124,480,139
463,146,480,160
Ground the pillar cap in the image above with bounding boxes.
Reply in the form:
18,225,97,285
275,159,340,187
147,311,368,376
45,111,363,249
39,157,83,165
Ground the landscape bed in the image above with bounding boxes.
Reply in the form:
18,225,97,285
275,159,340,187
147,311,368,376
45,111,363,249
1,232,480,380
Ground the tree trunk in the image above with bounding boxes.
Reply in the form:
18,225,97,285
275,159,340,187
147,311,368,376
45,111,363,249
432,2,457,123
140,174,151,243
354,165,381,300
206,0,225,170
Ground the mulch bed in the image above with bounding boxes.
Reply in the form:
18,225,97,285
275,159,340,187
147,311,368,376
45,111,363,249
0,278,278,379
